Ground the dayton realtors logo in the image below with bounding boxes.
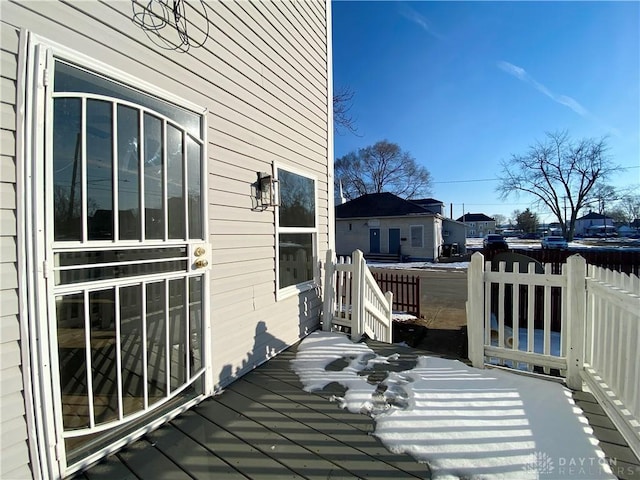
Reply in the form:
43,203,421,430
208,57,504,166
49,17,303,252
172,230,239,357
523,451,555,476
523,451,620,478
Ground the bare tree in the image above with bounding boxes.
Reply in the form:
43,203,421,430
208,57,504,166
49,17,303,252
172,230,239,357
492,213,507,227
497,131,619,240
333,86,358,135
335,140,432,200
613,193,640,224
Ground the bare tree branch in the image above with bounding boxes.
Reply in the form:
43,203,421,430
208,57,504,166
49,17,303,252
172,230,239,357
335,140,432,200
496,131,620,240
333,86,359,136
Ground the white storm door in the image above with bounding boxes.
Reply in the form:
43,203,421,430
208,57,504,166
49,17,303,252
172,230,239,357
44,58,209,471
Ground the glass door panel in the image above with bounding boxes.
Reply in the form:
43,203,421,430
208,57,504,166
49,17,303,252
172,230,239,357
143,114,164,240
117,105,141,241
49,59,207,470
86,100,114,240
53,98,82,241
120,284,144,417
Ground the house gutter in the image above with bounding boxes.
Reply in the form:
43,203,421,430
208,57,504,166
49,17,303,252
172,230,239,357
325,0,335,253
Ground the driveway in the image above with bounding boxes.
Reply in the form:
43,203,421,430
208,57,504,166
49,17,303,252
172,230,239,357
371,267,468,358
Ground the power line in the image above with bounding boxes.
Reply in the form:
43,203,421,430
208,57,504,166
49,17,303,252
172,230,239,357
434,165,639,185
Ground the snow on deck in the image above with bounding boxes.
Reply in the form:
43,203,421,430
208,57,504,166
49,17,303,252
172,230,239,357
292,331,615,479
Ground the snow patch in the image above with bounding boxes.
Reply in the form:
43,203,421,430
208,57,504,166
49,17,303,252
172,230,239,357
293,331,615,479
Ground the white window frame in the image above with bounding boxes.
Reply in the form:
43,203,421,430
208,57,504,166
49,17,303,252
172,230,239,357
410,225,424,248
275,164,319,300
21,33,210,479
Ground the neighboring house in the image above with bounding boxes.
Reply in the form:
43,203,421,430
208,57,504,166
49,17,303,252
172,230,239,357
335,193,466,261
455,213,496,238
0,2,332,478
410,197,446,216
575,211,616,236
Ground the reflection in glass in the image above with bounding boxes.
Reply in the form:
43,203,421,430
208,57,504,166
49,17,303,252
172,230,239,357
89,289,117,425
57,261,187,285
120,284,144,417
87,100,114,240
278,169,315,228
279,233,314,288
187,137,202,239
168,279,186,390
57,247,187,266
167,126,185,239
57,293,89,430
146,282,167,405
54,61,202,137
189,276,203,376
144,114,164,239
117,105,140,240
54,98,82,241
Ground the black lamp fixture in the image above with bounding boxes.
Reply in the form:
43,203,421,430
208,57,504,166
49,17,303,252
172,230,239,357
256,171,279,209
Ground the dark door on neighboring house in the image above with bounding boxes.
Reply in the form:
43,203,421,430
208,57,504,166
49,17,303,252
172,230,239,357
369,228,380,253
389,228,400,255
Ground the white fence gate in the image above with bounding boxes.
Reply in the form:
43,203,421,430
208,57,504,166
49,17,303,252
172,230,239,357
466,252,640,459
322,249,393,343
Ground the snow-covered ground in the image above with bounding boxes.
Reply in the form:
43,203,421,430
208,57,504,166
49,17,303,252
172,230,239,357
368,260,469,271
292,331,615,480
366,236,640,273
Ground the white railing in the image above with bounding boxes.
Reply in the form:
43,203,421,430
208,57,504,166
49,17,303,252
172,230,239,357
467,251,640,459
583,265,640,459
323,249,393,343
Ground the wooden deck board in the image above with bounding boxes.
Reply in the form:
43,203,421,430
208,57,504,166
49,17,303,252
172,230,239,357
218,379,427,478
115,438,192,480
80,336,639,480
145,422,248,479
172,409,303,479
196,399,362,480
82,453,137,480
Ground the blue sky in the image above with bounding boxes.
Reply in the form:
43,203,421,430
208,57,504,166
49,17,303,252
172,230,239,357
332,1,640,223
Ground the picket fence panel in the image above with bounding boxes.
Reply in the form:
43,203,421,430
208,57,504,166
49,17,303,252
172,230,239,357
323,249,393,343
583,265,640,459
467,251,640,459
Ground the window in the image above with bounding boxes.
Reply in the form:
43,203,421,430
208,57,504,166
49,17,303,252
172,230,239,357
277,168,316,292
410,225,423,248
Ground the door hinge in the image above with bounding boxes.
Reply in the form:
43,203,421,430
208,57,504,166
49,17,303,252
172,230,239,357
43,260,50,279
43,68,49,87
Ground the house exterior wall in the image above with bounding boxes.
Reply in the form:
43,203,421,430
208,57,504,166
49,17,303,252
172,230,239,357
442,219,467,253
0,21,31,480
464,220,496,237
1,0,330,476
575,217,615,236
336,216,443,261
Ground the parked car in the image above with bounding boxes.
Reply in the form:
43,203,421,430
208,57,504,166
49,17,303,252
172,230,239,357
483,234,509,250
541,236,568,250
519,232,540,240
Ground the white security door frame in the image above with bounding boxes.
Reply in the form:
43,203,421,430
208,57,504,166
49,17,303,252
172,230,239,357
23,35,211,478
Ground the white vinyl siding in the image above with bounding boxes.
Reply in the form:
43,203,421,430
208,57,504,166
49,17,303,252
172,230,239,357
5,0,330,473
0,21,31,479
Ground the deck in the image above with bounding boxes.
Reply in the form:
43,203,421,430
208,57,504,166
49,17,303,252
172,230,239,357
77,338,640,480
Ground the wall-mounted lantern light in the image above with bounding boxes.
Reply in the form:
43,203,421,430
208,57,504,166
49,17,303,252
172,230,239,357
255,171,279,209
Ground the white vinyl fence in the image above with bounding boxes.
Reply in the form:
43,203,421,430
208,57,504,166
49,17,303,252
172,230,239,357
583,265,640,459
323,249,393,343
466,252,640,459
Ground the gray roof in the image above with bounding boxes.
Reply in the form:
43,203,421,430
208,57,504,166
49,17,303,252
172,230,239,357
455,213,494,222
335,192,437,219
577,211,614,221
